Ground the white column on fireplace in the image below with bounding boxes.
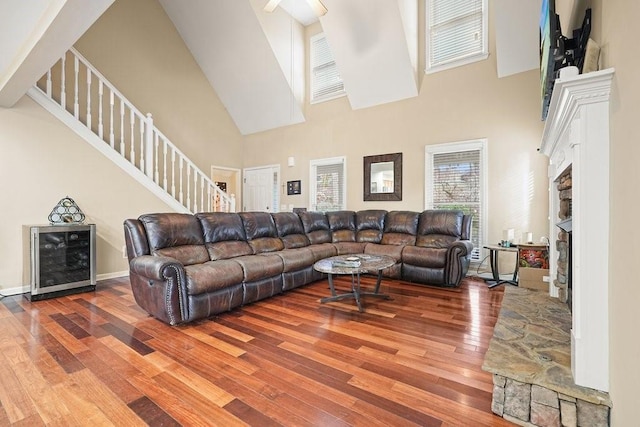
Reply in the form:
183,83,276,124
540,68,614,393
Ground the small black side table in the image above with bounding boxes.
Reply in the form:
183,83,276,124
483,244,519,288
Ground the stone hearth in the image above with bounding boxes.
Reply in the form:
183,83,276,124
483,286,611,426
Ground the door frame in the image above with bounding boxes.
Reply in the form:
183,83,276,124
210,165,242,210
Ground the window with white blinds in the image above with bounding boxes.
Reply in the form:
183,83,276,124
426,0,488,73
310,33,345,103
425,140,487,262
310,157,346,211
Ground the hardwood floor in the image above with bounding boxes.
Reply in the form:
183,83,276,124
0,275,515,426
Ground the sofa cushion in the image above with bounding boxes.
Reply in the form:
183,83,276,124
402,245,447,268
139,213,209,266
327,211,356,242
356,210,386,243
306,242,337,261
206,241,253,261
416,210,464,248
239,212,285,253
299,211,332,244
272,212,310,249
274,248,315,272
233,254,284,282
183,260,245,295
239,212,278,239
196,212,246,242
249,237,285,254
364,243,404,262
196,212,253,260
333,242,366,255
416,234,460,249
418,210,463,235
381,211,419,246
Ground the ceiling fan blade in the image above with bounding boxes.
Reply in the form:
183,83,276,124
306,0,328,17
264,0,283,13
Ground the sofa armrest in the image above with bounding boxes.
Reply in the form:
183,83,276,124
446,240,474,286
129,255,188,325
130,255,182,280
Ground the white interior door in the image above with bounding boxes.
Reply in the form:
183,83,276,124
243,165,280,212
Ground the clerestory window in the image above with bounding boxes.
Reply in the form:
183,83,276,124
310,33,345,103
426,0,489,73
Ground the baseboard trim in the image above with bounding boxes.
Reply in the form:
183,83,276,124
1,272,128,297
1,286,29,297
97,271,128,281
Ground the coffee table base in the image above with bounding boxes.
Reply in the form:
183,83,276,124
321,271,391,312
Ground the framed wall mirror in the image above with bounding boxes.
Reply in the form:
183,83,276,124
363,152,402,201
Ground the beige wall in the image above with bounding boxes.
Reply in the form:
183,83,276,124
5,0,638,423
0,0,244,291
73,0,244,174
598,0,640,424
244,18,549,247
0,95,174,289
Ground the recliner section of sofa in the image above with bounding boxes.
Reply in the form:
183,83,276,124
124,209,473,325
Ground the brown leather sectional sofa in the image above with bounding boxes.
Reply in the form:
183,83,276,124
123,209,473,325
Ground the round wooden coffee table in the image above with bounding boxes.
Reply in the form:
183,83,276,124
313,254,395,312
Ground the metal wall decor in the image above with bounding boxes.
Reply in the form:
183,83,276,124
287,180,301,195
48,196,85,225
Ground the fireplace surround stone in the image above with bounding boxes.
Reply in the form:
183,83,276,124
483,286,611,426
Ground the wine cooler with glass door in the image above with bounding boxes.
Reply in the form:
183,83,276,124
23,224,96,301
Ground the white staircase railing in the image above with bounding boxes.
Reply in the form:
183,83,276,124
30,47,235,213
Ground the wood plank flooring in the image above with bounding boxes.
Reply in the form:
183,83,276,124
0,275,515,426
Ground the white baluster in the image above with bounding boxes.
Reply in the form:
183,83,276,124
163,141,168,191
179,156,184,205
171,148,176,197
187,165,192,211
98,80,104,139
119,99,125,156
46,69,52,97
139,115,145,172
144,113,153,178
199,175,204,213
130,109,135,166
109,91,115,148
154,132,159,184
86,68,91,127
230,194,236,213
60,54,66,110
74,56,79,119
207,183,212,212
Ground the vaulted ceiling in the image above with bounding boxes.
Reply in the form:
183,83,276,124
0,0,540,135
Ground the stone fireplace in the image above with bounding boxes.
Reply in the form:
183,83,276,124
555,167,572,306
483,69,615,426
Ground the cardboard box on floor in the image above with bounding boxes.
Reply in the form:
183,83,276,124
519,267,549,290
517,244,549,290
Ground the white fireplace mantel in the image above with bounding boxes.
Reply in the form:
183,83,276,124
540,68,614,393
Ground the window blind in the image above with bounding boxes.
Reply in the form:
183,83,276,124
431,149,482,261
311,33,344,102
314,161,345,211
427,0,485,69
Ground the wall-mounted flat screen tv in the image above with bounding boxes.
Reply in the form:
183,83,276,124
541,0,592,121
540,0,559,121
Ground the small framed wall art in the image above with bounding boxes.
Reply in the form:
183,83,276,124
287,180,301,195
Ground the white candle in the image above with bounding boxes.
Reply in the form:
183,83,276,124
527,232,533,243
